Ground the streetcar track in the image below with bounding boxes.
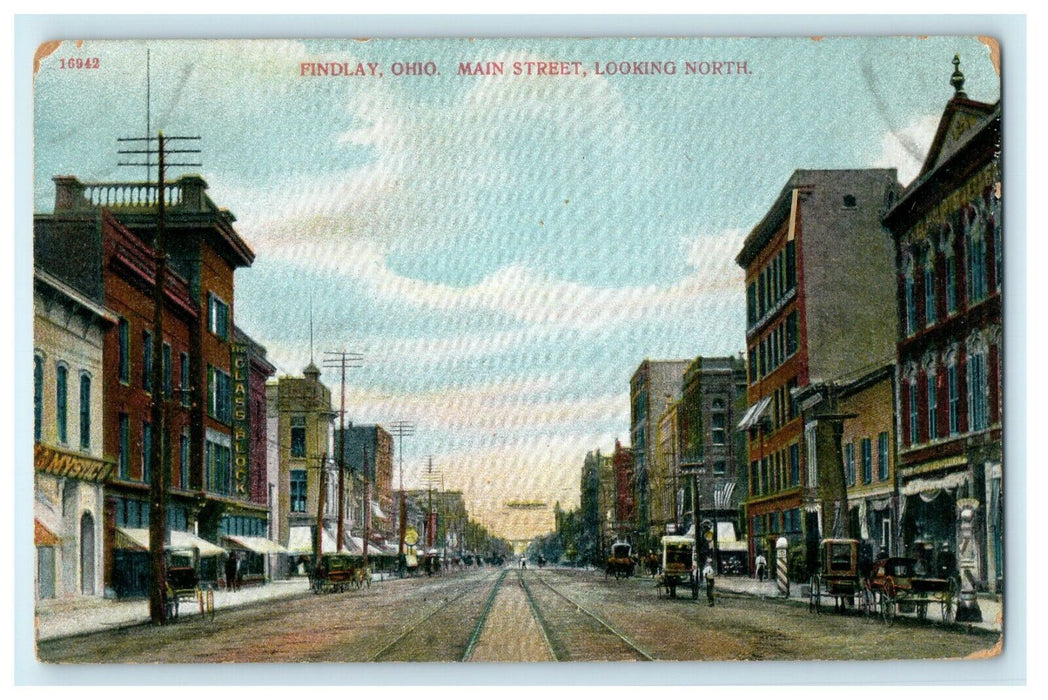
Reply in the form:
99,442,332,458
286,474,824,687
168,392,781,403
515,570,559,661
368,569,505,662
460,569,508,661
529,571,655,661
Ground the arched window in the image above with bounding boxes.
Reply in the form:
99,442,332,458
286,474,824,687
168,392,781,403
79,373,91,450
943,224,958,315
966,204,988,304
923,245,937,326
55,363,68,444
989,187,1002,290
903,252,917,336
34,354,43,442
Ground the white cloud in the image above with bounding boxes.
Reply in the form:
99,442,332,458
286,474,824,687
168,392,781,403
873,113,940,186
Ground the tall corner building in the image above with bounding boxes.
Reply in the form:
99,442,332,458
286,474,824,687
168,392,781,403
735,169,901,561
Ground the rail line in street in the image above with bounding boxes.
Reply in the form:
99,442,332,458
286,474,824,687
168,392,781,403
367,569,506,662
525,570,655,661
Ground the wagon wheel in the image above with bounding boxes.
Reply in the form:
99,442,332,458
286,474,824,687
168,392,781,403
808,575,821,614
880,577,897,627
859,581,874,622
205,586,215,621
941,577,957,624
691,574,699,600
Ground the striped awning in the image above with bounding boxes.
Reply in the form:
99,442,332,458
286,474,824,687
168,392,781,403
737,395,772,431
35,519,60,547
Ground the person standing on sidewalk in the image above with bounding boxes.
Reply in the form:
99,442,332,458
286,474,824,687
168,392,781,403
703,557,716,607
225,552,237,592
755,552,767,582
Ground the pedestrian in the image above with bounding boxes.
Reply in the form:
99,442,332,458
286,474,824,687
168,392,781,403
755,551,767,582
225,552,237,592
703,557,716,607
234,551,242,591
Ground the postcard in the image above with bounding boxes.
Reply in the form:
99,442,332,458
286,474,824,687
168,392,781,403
30,35,1003,664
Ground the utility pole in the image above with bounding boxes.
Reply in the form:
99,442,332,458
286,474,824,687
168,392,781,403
322,351,362,551
117,130,200,625
389,421,415,573
315,453,328,565
362,445,371,563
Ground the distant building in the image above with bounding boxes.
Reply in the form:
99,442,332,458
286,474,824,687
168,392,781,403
580,450,603,565
629,359,690,546
883,58,1002,597
677,356,748,538
33,268,116,600
335,423,395,540
736,168,901,562
596,449,617,556
266,363,346,572
611,440,635,538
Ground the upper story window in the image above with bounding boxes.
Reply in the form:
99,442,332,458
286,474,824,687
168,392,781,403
180,352,190,406
79,373,91,450
861,437,872,484
923,248,937,327
162,343,172,398
966,205,989,304
118,413,130,479
903,254,918,337
290,415,307,457
117,317,130,384
908,378,919,446
34,354,43,442
290,469,307,513
877,431,889,481
208,292,230,340
968,350,990,432
710,398,726,445
948,360,960,435
142,330,153,393
927,373,938,441
55,363,68,444
207,364,232,424
844,442,856,486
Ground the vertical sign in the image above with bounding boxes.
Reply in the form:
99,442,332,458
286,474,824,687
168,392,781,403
230,342,250,498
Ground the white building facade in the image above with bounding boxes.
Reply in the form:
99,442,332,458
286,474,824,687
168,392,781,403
34,268,116,599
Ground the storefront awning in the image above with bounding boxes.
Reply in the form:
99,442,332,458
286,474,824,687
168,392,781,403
900,471,969,498
169,530,227,558
115,528,226,557
35,519,60,547
287,526,338,555
224,535,288,556
371,501,388,520
737,395,772,431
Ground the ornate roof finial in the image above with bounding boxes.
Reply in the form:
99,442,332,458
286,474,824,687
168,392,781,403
950,54,967,98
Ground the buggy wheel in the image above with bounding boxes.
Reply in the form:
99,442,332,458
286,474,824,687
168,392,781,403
881,578,897,627
859,584,874,622
941,578,957,624
808,575,821,614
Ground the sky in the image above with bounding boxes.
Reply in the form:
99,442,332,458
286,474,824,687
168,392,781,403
32,36,1000,541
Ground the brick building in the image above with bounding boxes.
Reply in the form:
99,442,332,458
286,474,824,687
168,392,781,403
611,440,635,539
735,169,900,562
629,359,690,546
882,59,1002,600
335,423,395,540
35,175,271,594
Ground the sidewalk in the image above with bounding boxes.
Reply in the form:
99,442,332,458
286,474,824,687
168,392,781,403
716,575,1002,634
35,578,312,642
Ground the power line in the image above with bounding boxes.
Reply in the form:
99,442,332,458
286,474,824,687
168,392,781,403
322,350,363,551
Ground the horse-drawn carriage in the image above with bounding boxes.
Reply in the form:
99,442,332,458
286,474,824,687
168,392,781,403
655,536,698,600
807,539,957,626
311,553,371,593
808,539,875,617
605,541,636,579
164,546,214,620
867,556,957,626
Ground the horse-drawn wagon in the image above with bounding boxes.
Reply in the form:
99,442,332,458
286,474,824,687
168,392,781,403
605,541,636,579
655,536,697,599
311,553,371,593
808,539,875,617
868,556,956,626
